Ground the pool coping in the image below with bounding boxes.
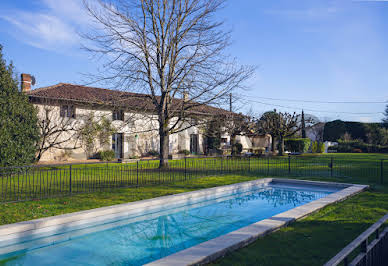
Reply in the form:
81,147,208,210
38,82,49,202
0,178,368,264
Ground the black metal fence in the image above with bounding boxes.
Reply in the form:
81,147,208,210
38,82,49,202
0,156,386,203
324,213,388,266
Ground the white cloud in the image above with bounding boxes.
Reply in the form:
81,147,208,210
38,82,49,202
0,0,90,51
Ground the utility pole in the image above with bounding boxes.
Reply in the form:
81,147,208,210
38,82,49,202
229,93,232,112
301,110,306,138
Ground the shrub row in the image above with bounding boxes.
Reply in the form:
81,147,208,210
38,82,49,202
311,141,325,153
329,140,388,153
284,138,311,153
96,150,116,161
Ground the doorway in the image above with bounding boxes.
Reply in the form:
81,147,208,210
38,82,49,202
190,134,199,154
112,133,123,159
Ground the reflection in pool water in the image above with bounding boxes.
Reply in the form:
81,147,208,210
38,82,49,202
0,184,337,265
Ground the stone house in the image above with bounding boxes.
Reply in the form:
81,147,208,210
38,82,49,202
21,74,231,162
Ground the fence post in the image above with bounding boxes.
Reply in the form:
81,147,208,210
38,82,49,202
361,239,368,253
381,159,384,185
221,156,223,174
184,157,187,181
69,165,72,195
267,156,270,176
248,156,251,172
331,157,334,177
288,155,291,175
136,160,139,187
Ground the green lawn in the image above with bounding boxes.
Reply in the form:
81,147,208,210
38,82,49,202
0,174,259,225
0,153,387,265
1,153,387,202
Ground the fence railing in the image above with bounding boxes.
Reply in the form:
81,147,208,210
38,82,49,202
0,156,386,203
324,213,388,266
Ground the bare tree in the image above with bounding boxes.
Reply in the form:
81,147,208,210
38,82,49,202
256,110,280,153
81,0,254,167
257,110,302,156
36,105,80,161
309,122,325,143
220,112,254,155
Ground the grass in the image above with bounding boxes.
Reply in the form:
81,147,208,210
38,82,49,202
0,153,388,265
210,191,388,266
0,174,259,225
1,153,387,202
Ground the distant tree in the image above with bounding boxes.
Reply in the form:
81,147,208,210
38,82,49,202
256,110,280,152
220,112,253,155
323,120,346,141
203,117,222,154
301,110,306,138
0,45,39,167
257,110,301,156
274,112,301,156
340,132,352,141
309,122,325,143
366,124,388,146
344,122,368,142
383,104,388,127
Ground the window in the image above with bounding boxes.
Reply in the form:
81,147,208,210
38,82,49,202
112,110,124,121
60,105,76,118
221,138,228,143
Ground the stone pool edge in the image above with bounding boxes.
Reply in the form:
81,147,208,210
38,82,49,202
145,180,368,266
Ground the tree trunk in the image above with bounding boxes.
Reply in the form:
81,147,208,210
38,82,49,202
279,135,285,156
159,127,169,168
271,135,276,152
230,134,236,156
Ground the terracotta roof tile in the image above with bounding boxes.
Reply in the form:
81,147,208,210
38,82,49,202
27,83,230,116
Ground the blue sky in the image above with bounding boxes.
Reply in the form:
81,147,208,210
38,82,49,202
0,0,387,122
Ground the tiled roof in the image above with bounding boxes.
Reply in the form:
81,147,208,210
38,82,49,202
27,83,230,116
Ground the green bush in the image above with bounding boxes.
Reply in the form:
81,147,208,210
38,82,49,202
284,138,311,153
311,141,325,153
233,143,243,154
318,142,325,153
336,140,388,153
311,141,318,153
178,149,190,155
147,150,159,157
97,150,116,161
0,46,39,167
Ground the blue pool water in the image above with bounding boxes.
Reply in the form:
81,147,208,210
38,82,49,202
0,183,339,265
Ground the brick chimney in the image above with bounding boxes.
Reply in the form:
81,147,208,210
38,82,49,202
21,73,32,92
183,91,189,102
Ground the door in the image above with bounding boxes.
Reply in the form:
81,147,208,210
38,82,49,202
112,133,123,159
190,134,199,154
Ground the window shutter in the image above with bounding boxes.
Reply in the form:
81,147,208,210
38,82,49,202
71,106,76,119
60,106,65,117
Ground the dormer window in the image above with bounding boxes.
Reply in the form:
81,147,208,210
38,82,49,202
60,105,76,118
112,110,124,121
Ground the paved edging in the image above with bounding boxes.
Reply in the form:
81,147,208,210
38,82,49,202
145,182,368,266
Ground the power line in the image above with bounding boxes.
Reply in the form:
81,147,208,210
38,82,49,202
239,94,388,104
240,98,384,115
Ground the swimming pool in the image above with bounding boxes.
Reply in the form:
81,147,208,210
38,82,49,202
0,179,366,265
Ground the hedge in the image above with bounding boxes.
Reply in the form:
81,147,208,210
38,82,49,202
331,140,388,153
284,138,311,153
